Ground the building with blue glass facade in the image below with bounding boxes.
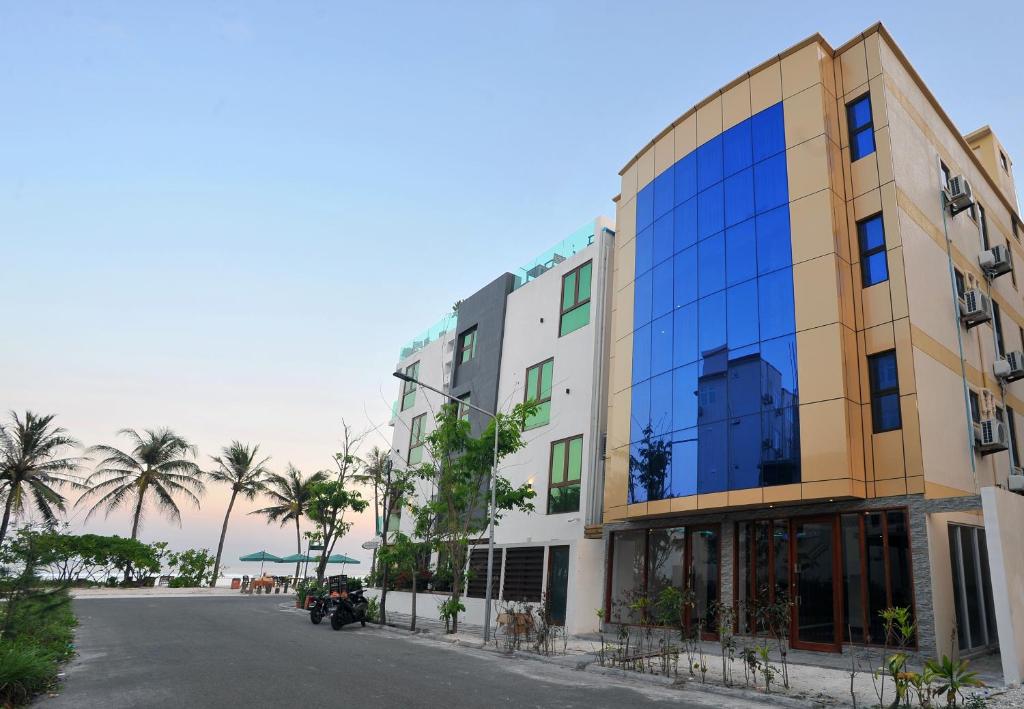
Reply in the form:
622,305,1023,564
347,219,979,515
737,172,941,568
602,23,1024,675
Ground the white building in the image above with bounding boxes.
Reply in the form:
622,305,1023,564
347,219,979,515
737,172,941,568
379,218,614,635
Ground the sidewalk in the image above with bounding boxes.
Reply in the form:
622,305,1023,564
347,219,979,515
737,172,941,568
345,609,1010,708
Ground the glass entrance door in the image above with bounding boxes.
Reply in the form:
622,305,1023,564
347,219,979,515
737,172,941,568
547,546,570,626
791,517,840,651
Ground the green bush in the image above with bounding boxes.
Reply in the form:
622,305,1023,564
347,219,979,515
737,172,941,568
0,640,57,705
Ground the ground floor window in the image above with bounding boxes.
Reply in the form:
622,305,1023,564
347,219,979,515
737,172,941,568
466,547,501,599
948,524,998,652
607,525,720,633
733,509,915,649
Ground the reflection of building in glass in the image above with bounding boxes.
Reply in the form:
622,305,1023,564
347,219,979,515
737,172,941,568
629,343,799,503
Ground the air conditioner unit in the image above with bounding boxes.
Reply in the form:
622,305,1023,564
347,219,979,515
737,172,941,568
994,351,1024,382
980,244,1014,279
959,289,992,328
947,175,974,215
974,418,1009,455
1009,468,1024,492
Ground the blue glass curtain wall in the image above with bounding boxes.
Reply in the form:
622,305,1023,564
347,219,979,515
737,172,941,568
629,102,800,503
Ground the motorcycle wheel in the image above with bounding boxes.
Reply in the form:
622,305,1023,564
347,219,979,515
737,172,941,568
310,608,322,625
330,612,344,631
360,620,366,627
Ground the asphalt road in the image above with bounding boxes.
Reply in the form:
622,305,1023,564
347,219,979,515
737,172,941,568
41,595,753,708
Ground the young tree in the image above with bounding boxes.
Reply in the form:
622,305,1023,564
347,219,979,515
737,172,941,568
377,531,429,631
306,480,369,583
207,442,272,587
354,449,416,625
250,465,327,579
0,411,85,544
78,428,204,540
308,422,365,583
410,401,536,634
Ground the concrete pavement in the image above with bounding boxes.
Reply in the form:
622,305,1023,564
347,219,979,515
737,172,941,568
40,595,773,708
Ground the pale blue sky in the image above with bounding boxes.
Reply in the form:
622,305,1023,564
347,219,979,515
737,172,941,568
2,1,1021,568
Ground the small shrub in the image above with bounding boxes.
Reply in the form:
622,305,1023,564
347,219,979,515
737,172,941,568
0,640,57,705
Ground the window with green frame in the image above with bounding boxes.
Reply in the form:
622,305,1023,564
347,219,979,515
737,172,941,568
456,392,471,422
523,358,553,429
548,435,582,514
408,413,426,464
457,327,477,364
559,261,592,336
400,361,419,411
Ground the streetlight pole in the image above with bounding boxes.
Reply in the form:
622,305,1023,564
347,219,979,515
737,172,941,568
393,370,501,643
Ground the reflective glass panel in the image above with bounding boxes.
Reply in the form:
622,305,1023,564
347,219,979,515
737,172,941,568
651,313,673,377
699,291,727,355
652,259,673,320
673,363,699,431
674,153,697,205
698,183,725,240
724,168,755,227
673,246,698,307
674,197,698,253
609,531,645,623
754,152,788,213
859,214,885,250
751,103,785,163
653,212,674,266
671,431,698,496
632,322,651,385
723,120,753,177
637,183,654,232
863,251,889,287
698,231,725,297
633,269,652,328
650,371,672,438
697,135,723,191
673,302,698,367
636,225,653,275
852,129,876,162
630,378,650,444
727,280,759,348
725,219,757,286
727,351,762,418
697,421,728,493
756,205,792,274
654,167,674,219
728,412,761,489
758,268,795,340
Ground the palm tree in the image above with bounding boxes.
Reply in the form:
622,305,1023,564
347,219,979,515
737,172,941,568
207,442,272,587
250,465,326,579
78,428,204,539
0,411,85,544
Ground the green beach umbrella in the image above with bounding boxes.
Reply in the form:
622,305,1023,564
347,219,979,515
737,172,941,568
279,553,316,563
322,554,360,565
239,550,283,574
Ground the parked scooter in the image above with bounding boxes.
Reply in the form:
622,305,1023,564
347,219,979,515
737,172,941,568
329,587,369,631
308,590,338,625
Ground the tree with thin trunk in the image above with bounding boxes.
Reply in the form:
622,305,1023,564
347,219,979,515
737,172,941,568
311,422,364,583
250,464,326,580
207,442,272,587
0,411,85,544
78,428,204,540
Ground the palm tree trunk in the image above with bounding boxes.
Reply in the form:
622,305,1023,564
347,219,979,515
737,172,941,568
210,489,238,588
294,518,302,581
130,487,146,540
0,490,17,545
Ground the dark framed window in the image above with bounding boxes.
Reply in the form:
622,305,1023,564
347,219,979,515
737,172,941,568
857,214,888,287
969,390,981,424
524,358,554,429
466,547,501,599
548,435,582,514
841,509,915,645
1001,151,1009,172
560,260,593,336
993,300,1005,356
400,361,419,411
457,327,477,364
456,392,471,422
847,94,875,161
940,161,951,191
502,547,544,602
407,413,427,464
979,203,990,250
1009,406,1020,467
868,350,901,432
954,268,966,299
735,519,789,635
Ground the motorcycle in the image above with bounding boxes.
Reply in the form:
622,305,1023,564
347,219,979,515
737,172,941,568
329,587,369,631
308,590,338,625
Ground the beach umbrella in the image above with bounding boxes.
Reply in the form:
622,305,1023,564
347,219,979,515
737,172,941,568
238,550,283,574
324,554,360,564
279,553,316,562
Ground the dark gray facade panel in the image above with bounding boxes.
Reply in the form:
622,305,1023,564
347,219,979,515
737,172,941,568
450,272,517,436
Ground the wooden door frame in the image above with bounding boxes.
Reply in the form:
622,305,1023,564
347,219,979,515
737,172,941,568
789,515,843,653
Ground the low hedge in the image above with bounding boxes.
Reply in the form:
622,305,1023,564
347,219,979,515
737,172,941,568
0,588,76,705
